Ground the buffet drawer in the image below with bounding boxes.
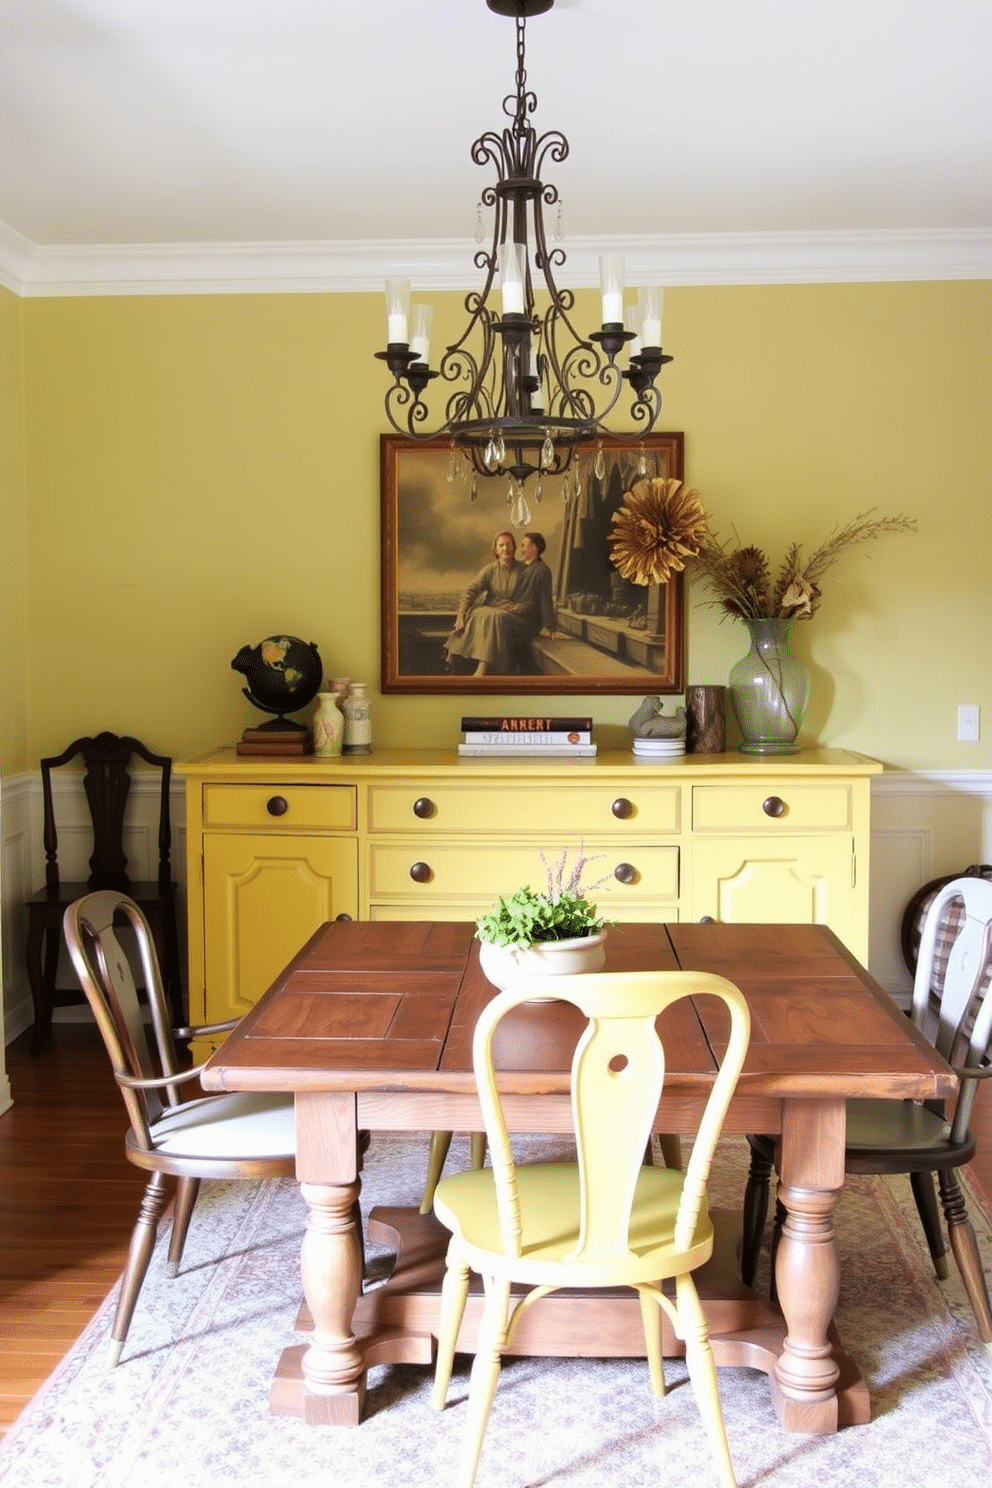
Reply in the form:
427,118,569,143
691,784,852,832
202,783,357,831
368,842,679,903
367,783,681,835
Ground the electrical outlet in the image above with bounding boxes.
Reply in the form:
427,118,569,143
957,704,981,742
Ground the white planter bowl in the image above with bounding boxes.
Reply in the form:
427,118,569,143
478,930,607,991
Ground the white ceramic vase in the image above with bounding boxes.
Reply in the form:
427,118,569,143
478,930,607,991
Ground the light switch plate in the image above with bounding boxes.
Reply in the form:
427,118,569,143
958,704,981,742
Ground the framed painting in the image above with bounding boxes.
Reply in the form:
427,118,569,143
380,432,686,696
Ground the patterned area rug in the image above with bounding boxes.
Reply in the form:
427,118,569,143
3,1134,992,1488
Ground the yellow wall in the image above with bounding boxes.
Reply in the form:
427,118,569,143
0,284,28,775
15,280,992,771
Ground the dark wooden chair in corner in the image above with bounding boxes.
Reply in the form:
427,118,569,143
740,874,992,1355
24,731,184,1054
62,890,297,1366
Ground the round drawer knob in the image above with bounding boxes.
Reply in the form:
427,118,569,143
611,797,634,820
699,915,716,924
614,862,636,885
266,795,289,817
762,795,786,818
335,913,353,922
412,797,435,819
409,861,432,884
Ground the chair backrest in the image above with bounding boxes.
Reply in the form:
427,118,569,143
40,732,173,896
910,875,992,1143
472,970,750,1262
63,891,185,1152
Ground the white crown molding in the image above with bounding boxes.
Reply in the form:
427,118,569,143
0,220,36,294
1,226,989,299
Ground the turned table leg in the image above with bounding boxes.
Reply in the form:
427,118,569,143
289,1091,367,1425
770,1097,845,1434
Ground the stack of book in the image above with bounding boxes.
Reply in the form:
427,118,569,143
235,725,313,758
458,715,596,758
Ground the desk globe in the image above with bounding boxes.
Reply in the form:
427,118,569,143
231,636,323,731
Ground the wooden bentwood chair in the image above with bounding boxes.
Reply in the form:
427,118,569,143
63,891,296,1366
430,969,751,1488
25,732,184,1054
741,875,992,1354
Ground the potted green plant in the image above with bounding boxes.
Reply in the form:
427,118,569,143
475,848,612,989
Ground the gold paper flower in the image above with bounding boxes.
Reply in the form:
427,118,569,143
608,478,708,587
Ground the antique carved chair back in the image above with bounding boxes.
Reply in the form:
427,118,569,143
25,731,183,1051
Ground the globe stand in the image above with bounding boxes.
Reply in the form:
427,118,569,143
240,692,310,734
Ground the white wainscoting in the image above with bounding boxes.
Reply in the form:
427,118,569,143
868,769,992,1007
2,766,991,1046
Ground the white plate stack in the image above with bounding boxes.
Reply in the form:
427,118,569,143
631,736,687,762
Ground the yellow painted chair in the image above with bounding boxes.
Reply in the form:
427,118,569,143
430,969,750,1488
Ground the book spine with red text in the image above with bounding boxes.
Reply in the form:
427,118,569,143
460,716,593,733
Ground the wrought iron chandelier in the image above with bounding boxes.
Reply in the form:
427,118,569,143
375,0,671,493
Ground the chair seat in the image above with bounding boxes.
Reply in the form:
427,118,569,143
844,1097,974,1169
146,1092,295,1161
433,1160,714,1287
26,879,175,910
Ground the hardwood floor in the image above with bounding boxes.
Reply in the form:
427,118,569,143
0,1024,168,1436
2,1020,992,1441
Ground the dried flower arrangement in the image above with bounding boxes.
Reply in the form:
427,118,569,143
608,477,708,587
689,509,917,621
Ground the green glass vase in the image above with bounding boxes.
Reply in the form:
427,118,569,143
729,618,810,755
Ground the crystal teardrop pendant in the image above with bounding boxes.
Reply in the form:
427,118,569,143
493,430,506,465
474,202,485,245
541,431,555,469
534,480,543,503
513,487,532,527
484,437,498,471
447,446,459,483
637,445,648,477
594,441,606,480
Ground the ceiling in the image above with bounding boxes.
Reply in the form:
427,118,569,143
1,0,989,293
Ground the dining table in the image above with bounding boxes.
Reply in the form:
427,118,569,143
200,918,956,1435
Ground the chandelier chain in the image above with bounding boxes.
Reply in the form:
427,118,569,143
514,13,528,132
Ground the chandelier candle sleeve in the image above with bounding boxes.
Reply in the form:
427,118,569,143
410,304,433,363
639,286,663,348
599,255,626,324
498,243,527,316
385,278,410,344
